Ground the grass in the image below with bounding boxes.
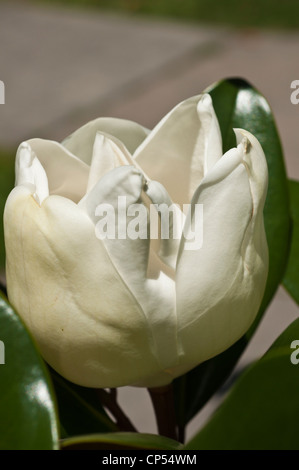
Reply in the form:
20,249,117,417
0,151,15,268
33,0,299,29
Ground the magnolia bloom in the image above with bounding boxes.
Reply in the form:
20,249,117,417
4,94,268,388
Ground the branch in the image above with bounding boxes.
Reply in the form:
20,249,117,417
97,388,137,433
148,384,178,440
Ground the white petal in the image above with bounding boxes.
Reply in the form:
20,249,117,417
15,142,49,205
174,130,268,374
27,139,90,203
86,131,144,193
87,132,126,192
82,165,179,372
144,180,185,271
4,185,172,388
62,117,150,165
197,94,223,172
233,128,268,271
134,94,222,206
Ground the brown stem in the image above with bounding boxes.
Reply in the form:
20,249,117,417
109,387,117,401
148,384,178,440
97,388,137,432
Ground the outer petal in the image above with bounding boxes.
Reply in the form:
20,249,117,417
15,142,49,205
134,94,222,206
4,185,172,388
62,117,150,165
173,129,268,376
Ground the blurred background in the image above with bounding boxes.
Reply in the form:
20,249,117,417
0,0,298,439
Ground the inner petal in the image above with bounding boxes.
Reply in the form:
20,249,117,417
134,94,223,207
87,132,129,192
27,139,90,203
62,117,150,165
80,165,178,371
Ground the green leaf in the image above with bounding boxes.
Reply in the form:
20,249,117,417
61,432,182,450
50,369,117,438
0,294,59,449
174,77,291,426
185,318,299,450
283,179,299,304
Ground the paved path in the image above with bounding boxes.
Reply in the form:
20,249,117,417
0,1,298,440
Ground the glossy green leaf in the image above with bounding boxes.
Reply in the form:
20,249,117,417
174,78,290,427
50,369,117,438
0,294,59,449
283,179,299,304
185,318,299,450
61,432,182,450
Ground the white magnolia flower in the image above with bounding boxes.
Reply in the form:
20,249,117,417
4,94,268,388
